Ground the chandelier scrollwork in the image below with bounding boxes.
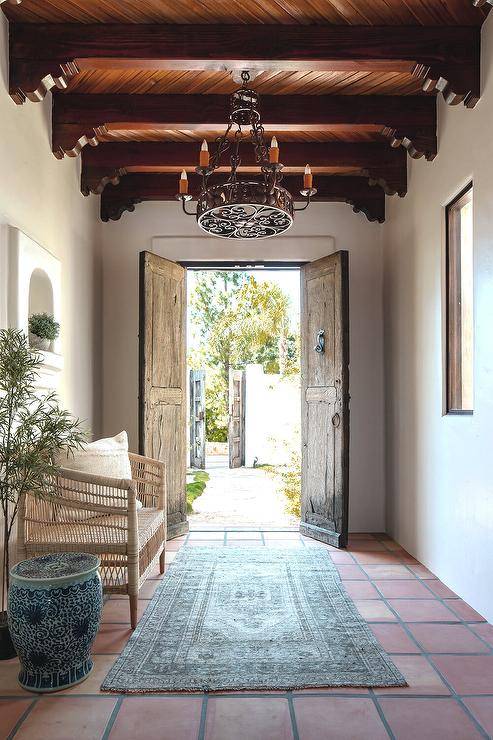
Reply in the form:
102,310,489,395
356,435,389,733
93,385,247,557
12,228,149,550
176,71,316,240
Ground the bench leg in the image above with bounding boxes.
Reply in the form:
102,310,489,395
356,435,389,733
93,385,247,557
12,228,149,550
130,594,138,630
159,548,165,574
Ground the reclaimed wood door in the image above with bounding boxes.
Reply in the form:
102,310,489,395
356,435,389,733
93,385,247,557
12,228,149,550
139,251,188,539
189,368,206,469
300,251,350,548
228,369,245,468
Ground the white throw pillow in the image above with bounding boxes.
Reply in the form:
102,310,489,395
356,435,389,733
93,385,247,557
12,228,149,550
59,431,142,510
60,431,132,478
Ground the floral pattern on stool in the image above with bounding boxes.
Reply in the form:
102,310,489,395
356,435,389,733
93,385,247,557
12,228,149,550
8,553,102,692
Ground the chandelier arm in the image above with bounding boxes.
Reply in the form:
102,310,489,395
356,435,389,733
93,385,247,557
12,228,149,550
293,189,317,212
177,195,198,216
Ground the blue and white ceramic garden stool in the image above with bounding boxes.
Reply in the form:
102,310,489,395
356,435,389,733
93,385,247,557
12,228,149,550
8,553,102,693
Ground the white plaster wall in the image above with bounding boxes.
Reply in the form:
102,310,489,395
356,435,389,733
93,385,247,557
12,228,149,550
0,14,102,434
101,200,385,531
244,364,300,468
383,13,493,621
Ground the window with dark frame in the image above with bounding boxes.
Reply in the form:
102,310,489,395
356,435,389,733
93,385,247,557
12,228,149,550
446,183,474,414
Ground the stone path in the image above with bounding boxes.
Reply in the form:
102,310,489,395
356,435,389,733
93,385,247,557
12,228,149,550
188,456,299,528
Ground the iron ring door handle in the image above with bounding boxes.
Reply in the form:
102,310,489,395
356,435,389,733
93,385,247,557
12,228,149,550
314,329,325,354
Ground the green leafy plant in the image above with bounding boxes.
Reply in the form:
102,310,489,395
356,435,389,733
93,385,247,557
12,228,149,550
186,470,209,513
28,313,60,341
262,450,301,518
0,329,86,624
278,451,301,517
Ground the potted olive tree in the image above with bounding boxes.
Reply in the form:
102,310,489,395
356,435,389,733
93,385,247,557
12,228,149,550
0,329,85,659
28,313,60,351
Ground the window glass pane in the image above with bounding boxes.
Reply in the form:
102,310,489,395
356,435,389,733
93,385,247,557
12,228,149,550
460,198,473,410
446,184,473,413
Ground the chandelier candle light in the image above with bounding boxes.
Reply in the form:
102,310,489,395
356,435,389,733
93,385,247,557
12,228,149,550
175,71,317,239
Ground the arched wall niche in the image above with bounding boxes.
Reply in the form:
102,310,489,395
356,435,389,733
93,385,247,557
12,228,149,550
29,268,54,317
7,227,63,391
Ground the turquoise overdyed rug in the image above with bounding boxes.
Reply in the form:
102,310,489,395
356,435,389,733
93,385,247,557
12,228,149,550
101,546,406,692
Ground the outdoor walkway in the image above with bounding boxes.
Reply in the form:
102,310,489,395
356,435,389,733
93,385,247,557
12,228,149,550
188,456,299,528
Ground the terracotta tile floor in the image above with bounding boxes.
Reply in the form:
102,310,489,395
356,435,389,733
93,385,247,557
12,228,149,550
1,530,492,739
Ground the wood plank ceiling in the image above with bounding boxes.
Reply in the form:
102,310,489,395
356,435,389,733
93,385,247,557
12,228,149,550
2,0,490,223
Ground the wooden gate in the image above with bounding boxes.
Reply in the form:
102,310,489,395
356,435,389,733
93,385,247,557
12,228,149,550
228,369,245,468
300,251,350,548
189,368,206,469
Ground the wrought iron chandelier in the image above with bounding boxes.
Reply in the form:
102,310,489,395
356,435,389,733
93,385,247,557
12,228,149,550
176,71,317,240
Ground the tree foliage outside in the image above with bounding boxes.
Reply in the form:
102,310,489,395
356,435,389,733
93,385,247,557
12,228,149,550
204,368,229,442
189,271,300,442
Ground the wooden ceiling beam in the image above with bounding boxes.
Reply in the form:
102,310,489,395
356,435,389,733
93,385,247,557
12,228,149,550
53,93,437,162
81,141,407,197
10,23,480,108
100,173,385,224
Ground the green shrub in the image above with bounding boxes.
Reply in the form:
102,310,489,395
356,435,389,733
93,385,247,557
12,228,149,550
186,470,210,513
28,313,60,340
264,452,301,518
278,455,301,517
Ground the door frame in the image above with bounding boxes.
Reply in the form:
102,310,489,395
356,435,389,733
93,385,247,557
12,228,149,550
141,259,348,538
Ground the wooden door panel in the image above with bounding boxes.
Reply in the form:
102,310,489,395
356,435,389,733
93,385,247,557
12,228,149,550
300,251,349,548
140,251,188,539
189,368,206,469
229,369,245,468
151,269,184,389
150,403,183,528
306,270,336,387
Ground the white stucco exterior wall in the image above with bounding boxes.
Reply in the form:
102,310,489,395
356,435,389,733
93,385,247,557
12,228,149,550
383,13,493,621
243,364,301,468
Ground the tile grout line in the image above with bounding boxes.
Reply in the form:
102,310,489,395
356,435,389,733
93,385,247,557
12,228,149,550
368,689,395,740
197,693,208,740
286,691,300,740
3,691,493,703
101,695,123,740
7,697,38,740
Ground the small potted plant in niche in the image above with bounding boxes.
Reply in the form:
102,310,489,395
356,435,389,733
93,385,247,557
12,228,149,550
0,329,85,659
28,312,60,352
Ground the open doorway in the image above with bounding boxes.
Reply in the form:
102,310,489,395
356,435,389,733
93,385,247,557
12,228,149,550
186,267,301,528
139,251,349,547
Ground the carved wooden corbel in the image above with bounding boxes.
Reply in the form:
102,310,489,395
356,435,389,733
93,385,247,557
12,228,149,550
413,63,480,109
10,61,79,105
382,128,437,162
101,196,143,223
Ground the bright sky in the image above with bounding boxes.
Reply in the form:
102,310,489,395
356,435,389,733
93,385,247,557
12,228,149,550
187,269,300,352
